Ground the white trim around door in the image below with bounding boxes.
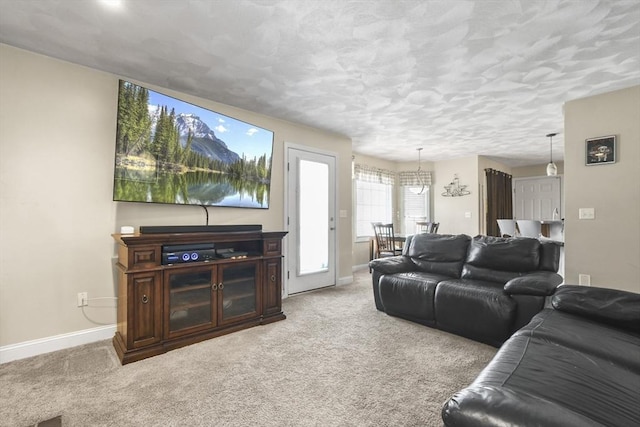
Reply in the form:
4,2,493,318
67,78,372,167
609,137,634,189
284,143,338,297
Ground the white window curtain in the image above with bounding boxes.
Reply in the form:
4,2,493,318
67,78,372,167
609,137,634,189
354,164,396,185
398,170,432,186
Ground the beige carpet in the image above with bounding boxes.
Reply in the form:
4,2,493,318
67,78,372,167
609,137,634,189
0,269,496,427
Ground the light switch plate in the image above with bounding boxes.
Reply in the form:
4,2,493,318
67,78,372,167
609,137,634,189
578,208,595,219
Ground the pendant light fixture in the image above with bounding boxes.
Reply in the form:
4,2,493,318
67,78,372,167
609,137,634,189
546,132,558,176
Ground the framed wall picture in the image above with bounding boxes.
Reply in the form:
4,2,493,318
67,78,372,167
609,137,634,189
586,135,616,165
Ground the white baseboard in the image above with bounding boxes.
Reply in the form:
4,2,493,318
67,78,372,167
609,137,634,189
338,275,353,286
0,324,116,364
352,263,369,271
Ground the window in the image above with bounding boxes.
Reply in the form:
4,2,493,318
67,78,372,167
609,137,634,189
398,170,432,235
355,180,393,238
401,186,430,235
354,164,395,239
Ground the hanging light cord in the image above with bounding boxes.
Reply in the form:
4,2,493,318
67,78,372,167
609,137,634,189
416,148,425,194
547,133,557,163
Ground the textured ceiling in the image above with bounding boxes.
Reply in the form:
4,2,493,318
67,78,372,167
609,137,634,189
1,0,639,166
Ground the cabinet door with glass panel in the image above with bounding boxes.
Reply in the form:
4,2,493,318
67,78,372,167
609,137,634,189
164,266,217,339
217,261,261,326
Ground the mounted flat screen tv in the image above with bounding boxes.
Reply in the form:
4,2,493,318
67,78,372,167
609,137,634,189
113,80,274,209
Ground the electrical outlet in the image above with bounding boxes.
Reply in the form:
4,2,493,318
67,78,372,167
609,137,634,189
77,292,88,307
578,274,591,286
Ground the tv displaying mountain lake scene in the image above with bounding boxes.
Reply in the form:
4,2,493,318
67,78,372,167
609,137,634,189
113,80,274,208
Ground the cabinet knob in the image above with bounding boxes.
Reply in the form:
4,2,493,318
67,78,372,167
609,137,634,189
141,294,149,304
211,284,218,291
270,275,276,282
218,283,224,290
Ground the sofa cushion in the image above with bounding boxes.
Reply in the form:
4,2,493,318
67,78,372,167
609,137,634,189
465,235,540,273
407,233,470,277
551,285,640,333
435,279,516,346
514,309,640,371
442,333,640,426
368,255,415,275
461,264,522,284
504,272,563,296
509,294,546,332
379,272,450,324
442,384,601,427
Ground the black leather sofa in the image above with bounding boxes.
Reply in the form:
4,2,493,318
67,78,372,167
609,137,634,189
442,285,640,426
369,233,563,347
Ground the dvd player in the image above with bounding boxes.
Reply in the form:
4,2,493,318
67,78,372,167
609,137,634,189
161,243,216,265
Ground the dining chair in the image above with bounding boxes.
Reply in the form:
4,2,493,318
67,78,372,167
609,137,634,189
496,219,517,237
516,220,542,238
416,221,440,234
371,222,403,259
548,220,564,242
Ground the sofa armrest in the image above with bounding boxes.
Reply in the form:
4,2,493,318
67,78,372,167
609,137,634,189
504,272,563,296
368,256,415,275
551,285,640,333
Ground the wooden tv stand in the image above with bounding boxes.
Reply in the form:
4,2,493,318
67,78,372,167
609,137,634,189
112,228,287,364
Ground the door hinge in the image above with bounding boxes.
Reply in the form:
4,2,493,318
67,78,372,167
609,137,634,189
287,271,290,280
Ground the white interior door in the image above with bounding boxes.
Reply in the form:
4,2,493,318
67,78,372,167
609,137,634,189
286,145,337,294
513,176,562,220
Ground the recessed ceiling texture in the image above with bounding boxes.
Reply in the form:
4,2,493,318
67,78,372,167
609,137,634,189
0,0,639,166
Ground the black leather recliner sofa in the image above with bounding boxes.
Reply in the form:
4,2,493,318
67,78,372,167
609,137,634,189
442,285,640,426
369,233,563,346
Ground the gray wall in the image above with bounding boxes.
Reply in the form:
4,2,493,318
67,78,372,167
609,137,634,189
0,44,353,347
564,85,640,292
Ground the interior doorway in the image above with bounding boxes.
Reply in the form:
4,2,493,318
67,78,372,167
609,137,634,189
513,176,562,220
285,144,337,295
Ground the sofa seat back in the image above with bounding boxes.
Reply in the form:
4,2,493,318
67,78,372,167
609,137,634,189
462,236,559,284
405,233,471,277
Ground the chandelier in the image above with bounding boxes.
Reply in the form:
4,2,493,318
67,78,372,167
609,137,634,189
412,148,426,195
442,174,470,197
